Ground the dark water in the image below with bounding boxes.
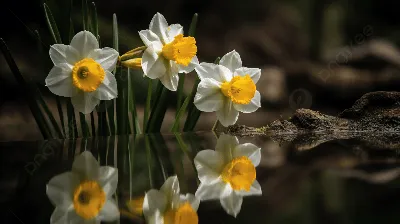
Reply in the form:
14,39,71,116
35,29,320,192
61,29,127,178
1,132,400,223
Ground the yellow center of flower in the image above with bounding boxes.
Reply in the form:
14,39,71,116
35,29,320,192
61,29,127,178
221,156,256,191
220,75,256,104
73,180,106,220
162,34,197,66
72,58,105,92
164,202,198,224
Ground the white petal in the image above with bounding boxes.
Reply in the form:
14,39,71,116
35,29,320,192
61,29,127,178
179,194,200,211
139,30,162,46
233,91,261,113
98,199,120,222
219,50,242,73
146,210,164,224
70,31,99,58
50,207,82,224
159,64,179,91
234,67,261,84
98,166,118,196
237,180,262,197
216,98,239,127
233,143,261,167
177,55,199,73
45,64,78,97
194,78,224,112
160,175,180,203
143,189,167,218
94,71,118,100
88,47,119,71
195,63,233,82
46,172,78,209
71,92,100,114
166,24,183,43
220,192,243,217
149,12,169,44
72,151,100,179
195,180,232,201
142,46,167,79
215,134,239,163
49,44,79,66
194,150,225,184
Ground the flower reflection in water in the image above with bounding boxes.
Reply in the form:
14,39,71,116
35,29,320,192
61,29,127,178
46,151,119,223
194,134,262,217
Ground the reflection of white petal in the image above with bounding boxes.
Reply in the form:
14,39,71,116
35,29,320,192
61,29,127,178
215,134,239,164
50,207,82,224
46,172,78,209
237,180,262,197
49,44,78,66
147,210,163,224
179,194,200,211
70,31,99,58
195,180,232,201
195,63,233,82
94,71,118,100
142,46,166,79
233,91,261,113
220,192,243,217
97,166,118,196
234,67,261,84
88,47,119,71
160,176,180,203
139,30,162,47
177,56,199,73
194,78,224,112
194,150,225,184
71,92,100,114
149,13,169,44
216,98,239,127
233,143,261,166
143,189,167,219
71,151,100,179
97,199,120,222
159,65,179,91
45,64,78,97
219,50,242,73
166,24,183,43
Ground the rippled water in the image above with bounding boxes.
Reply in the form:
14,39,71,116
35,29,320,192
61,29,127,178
2,132,400,223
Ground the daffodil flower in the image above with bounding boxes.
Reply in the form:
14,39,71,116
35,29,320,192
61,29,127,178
46,151,119,223
143,175,200,224
139,13,199,91
45,31,119,114
194,134,262,217
194,50,261,127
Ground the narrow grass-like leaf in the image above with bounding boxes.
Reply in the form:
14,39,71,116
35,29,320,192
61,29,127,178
143,79,152,132
79,113,90,137
188,13,198,37
175,133,199,185
69,18,74,42
44,3,62,44
116,68,129,135
0,39,52,138
90,2,99,38
176,75,185,118
145,135,154,188
128,68,141,134
149,134,168,181
36,88,64,138
66,99,78,138
82,0,89,31
90,112,96,136
146,86,169,133
171,94,190,132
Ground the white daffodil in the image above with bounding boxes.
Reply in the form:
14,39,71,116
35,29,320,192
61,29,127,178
45,31,119,114
139,13,199,91
143,175,200,224
46,151,119,224
194,134,262,217
194,50,261,127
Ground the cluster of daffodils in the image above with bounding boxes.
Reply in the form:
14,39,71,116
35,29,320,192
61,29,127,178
45,12,261,127
46,134,262,223
46,151,119,223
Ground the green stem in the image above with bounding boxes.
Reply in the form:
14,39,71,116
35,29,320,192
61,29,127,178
143,79,152,132
145,136,154,188
146,87,169,133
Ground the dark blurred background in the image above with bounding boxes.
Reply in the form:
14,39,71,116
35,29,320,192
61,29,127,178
1,0,400,141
